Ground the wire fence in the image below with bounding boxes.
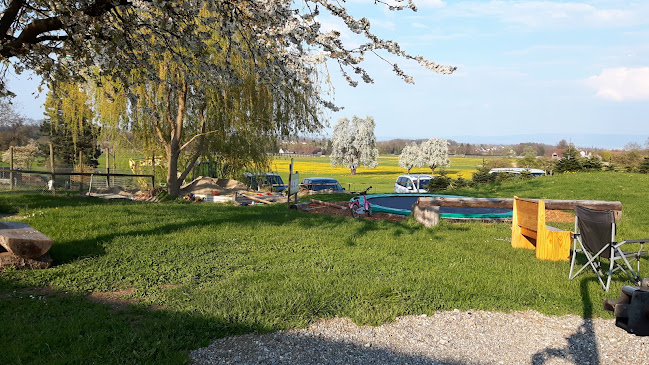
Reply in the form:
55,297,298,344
1,145,154,194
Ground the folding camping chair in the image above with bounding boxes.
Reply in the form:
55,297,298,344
569,205,649,291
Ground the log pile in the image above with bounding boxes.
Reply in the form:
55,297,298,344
0,222,53,270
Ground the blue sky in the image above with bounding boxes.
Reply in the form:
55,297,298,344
321,0,649,148
8,0,649,149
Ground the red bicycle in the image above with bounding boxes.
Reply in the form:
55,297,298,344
349,186,372,218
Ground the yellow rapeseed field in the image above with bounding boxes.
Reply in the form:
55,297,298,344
270,155,489,193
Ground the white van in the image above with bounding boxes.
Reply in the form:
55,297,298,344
394,174,433,193
488,168,546,177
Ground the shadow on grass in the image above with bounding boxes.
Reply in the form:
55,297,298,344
49,202,417,264
0,191,131,214
0,278,466,365
531,277,600,365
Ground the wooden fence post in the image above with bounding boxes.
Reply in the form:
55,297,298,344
151,153,155,192
78,151,84,192
105,148,110,188
9,146,13,191
49,143,55,195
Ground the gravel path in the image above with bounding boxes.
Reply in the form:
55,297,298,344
190,310,649,364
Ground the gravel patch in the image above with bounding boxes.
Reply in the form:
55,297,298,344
190,310,649,364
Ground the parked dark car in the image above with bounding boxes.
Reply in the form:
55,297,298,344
243,173,287,192
300,177,345,192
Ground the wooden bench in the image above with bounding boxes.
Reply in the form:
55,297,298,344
511,197,572,261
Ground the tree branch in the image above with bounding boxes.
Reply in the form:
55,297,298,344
141,87,169,150
177,103,207,183
0,0,135,58
0,0,24,37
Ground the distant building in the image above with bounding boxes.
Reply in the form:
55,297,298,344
547,149,563,159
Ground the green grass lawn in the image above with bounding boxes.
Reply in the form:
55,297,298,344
0,171,648,364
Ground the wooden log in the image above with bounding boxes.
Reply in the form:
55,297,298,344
411,204,440,228
239,192,273,204
0,222,53,259
416,197,622,211
543,199,622,211
418,197,514,209
310,199,347,210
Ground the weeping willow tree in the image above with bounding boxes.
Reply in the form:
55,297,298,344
89,8,323,196
42,82,102,167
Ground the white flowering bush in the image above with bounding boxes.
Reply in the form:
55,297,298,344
2,141,39,169
330,116,378,175
420,138,450,174
398,142,420,173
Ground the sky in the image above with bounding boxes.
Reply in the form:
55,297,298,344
319,0,649,149
8,0,649,149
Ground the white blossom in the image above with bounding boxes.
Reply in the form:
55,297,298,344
398,142,420,173
330,116,379,174
420,137,450,173
0,0,456,101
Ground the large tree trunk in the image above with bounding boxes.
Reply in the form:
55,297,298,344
166,141,181,197
350,167,357,175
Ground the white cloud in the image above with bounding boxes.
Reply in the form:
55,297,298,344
442,1,649,30
585,67,649,101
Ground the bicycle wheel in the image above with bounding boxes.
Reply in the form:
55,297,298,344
350,201,361,218
366,204,372,217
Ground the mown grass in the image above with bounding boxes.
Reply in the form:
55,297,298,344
0,171,648,364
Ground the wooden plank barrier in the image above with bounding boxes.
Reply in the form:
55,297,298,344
416,197,622,212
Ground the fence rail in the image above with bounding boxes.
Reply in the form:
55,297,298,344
3,144,155,194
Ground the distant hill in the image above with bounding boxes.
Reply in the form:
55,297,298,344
377,133,646,150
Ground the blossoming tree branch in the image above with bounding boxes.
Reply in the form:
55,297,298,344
0,0,456,196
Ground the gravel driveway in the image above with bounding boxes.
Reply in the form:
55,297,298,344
191,310,649,364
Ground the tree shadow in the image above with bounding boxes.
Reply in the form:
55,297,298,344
48,202,417,264
531,277,600,365
0,279,468,365
0,191,130,214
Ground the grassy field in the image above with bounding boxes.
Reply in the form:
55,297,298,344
1,171,648,364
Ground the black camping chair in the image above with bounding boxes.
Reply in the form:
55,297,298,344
569,205,649,291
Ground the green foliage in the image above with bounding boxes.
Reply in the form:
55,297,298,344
638,158,649,174
598,150,612,162
0,97,40,150
519,170,534,179
427,175,452,191
472,165,496,184
555,146,583,173
537,157,556,174
582,156,603,171
452,176,471,188
42,84,102,167
612,150,644,168
518,154,540,168
486,158,513,169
